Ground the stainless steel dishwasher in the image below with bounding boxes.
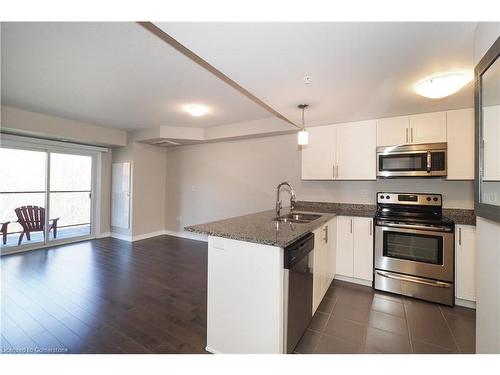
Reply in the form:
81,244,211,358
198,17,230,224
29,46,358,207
283,232,314,353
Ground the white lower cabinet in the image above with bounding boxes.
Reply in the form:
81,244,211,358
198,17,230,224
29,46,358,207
455,224,476,302
336,216,374,282
336,216,354,277
353,218,374,281
206,237,284,353
312,218,336,313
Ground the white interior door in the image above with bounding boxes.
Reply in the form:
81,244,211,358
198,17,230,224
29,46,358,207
112,162,131,229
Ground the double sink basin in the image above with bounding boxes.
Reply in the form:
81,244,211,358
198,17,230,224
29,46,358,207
273,212,322,224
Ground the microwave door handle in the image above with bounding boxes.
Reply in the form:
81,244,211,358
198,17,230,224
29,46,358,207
427,151,431,173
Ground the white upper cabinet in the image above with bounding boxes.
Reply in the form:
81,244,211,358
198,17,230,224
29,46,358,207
336,120,377,180
409,111,447,144
377,111,447,147
301,125,336,180
303,109,472,180
376,116,410,146
447,108,474,180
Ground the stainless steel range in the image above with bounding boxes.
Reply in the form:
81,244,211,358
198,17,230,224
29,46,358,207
373,192,455,306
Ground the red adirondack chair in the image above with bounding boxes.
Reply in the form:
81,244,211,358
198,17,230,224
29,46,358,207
14,206,59,246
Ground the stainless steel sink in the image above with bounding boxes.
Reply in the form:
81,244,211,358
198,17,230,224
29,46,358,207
273,213,322,224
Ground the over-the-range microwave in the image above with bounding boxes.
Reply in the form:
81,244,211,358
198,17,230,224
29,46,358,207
376,143,447,178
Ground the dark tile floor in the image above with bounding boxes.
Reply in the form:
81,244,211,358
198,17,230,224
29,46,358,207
295,280,476,354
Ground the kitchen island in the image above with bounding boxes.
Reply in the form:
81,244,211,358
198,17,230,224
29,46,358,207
186,209,336,354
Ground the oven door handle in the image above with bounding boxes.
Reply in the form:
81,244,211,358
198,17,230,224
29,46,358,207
376,271,451,288
378,222,452,232
427,151,432,173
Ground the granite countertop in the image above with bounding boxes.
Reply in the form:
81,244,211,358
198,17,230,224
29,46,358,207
296,201,476,226
185,202,476,247
294,201,376,218
185,209,336,248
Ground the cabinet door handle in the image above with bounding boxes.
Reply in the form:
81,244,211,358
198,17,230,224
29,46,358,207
323,225,328,243
411,128,414,143
350,218,353,234
369,221,372,236
406,128,409,143
333,164,335,179
459,228,462,246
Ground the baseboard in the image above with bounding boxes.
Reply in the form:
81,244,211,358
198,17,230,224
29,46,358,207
96,232,111,239
334,274,373,287
110,232,133,241
110,229,208,243
205,346,219,354
455,298,476,309
164,229,208,242
132,230,167,242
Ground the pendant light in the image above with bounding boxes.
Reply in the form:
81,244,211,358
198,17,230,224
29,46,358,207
297,104,309,146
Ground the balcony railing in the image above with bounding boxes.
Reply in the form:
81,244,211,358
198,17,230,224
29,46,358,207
0,190,91,247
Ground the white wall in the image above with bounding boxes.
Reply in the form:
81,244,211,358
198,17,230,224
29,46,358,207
111,141,167,239
131,142,167,237
165,133,473,232
1,106,127,147
474,22,500,354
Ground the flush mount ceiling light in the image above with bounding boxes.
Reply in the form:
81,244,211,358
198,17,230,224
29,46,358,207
185,104,208,117
414,72,473,99
297,104,309,146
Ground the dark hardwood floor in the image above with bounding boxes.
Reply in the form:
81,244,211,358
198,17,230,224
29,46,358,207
1,235,208,354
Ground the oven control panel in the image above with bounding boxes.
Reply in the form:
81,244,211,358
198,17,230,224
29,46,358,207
377,192,442,206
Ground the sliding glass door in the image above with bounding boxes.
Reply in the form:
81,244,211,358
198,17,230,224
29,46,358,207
0,148,47,248
0,143,96,253
49,152,93,242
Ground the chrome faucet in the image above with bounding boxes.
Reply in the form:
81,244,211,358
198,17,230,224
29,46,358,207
275,182,296,217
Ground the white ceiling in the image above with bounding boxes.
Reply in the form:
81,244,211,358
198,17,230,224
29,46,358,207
1,22,271,130
1,22,478,134
156,22,478,126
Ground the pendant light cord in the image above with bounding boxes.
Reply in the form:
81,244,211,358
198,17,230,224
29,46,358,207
298,104,309,130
